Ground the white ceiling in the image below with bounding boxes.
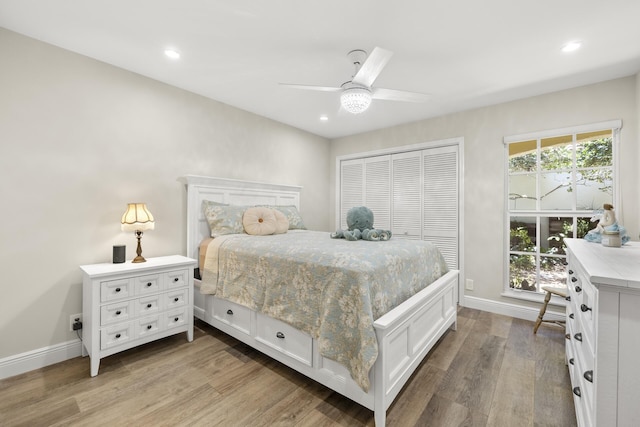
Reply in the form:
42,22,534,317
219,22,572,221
2,0,640,139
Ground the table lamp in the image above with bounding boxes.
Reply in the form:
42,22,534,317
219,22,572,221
121,203,155,263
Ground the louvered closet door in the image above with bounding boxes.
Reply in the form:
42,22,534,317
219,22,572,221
340,159,364,229
423,145,458,269
340,156,391,230
364,156,391,229
392,151,422,239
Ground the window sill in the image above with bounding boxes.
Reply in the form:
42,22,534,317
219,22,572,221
501,289,567,308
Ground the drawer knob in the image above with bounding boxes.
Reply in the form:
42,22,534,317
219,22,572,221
573,387,581,397
115,310,121,315
115,333,121,339
568,269,574,274
569,313,574,319
584,370,593,383
115,287,121,293
569,358,574,365
276,331,285,339
174,297,179,302
575,286,581,293
574,333,582,342
565,333,571,340
174,277,179,282
571,277,578,283
174,317,179,322
226,309,233,315
147,325,152,330
146,282,152,287
147,303,152,308
581,304,592,312
565,296,571,302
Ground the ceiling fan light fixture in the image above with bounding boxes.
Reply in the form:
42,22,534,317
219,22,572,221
340,86,372,114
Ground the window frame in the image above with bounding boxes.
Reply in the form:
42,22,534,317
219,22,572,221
502,120,621,303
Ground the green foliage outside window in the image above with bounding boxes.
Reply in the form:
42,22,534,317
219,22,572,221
507,136,613,293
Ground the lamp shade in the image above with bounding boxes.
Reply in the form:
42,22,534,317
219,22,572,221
121,203,155,232
340,86,372,114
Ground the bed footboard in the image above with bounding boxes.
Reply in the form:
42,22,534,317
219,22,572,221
373,269,459,427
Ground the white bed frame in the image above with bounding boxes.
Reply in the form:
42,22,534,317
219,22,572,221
180,175,459,427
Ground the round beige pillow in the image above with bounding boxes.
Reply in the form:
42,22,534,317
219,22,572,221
243,207,277,235
272,208,289,234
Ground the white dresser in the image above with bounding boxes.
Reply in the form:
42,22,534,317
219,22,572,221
564,238,640,427
80,255,197,376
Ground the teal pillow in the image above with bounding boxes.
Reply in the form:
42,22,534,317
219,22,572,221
202,201,246,237
269,205,306,230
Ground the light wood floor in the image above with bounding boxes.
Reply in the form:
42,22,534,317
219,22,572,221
0,307,576,427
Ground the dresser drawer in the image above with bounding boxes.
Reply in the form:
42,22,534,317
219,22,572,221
166,269,188,289
100,278,132,302
165,307,188,330
135,274,162,295
135,294,163,317
136,315,161,339
212,298,251,335
165,288,187,309
101,322,134,350
101,300,135,326
255,313,312,367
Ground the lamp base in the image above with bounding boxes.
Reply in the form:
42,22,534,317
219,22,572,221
132,255,147,263
131,231,147,263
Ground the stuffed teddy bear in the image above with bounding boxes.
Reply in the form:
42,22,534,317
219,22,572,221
330,206,392,241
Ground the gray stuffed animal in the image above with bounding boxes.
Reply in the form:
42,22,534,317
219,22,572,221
331,206,392,241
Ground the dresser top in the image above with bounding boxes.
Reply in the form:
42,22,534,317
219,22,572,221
80,255,196,278
565,238,640,289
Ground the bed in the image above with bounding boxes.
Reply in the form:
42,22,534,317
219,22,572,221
180,175,459,427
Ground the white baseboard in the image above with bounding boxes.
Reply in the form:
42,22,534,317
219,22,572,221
0,297,562,381
463,295,565,323
0,338,83,381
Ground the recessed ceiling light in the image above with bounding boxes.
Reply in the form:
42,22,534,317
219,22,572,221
561,41,582,53
164,49,181,59
319,115,329,121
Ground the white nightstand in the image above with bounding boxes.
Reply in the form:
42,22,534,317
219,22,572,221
80,255,197,376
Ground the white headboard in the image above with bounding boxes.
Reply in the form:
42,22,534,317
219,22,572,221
179,175,302,260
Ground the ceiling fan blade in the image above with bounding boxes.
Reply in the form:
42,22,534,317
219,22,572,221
371,87,430,103
279,83,341,93
352,47,393,87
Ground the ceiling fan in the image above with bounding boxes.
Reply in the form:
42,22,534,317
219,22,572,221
280,47,430,114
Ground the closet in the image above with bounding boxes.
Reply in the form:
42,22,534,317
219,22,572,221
337,141,460,270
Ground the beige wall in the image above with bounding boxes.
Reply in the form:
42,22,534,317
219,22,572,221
330,76,638,308
0,28,330,359
1,25,637,363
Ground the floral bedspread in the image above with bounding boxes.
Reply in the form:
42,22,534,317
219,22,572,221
200,230,448,391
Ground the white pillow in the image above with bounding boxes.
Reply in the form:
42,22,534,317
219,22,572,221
243,207,277,235
272,208,289,234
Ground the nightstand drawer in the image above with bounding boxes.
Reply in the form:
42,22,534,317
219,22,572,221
136,294,163,317
165,288,187,309
165,307,188,330
101,300,135,326
212,298,251,335
135,274,162,295
101,278,132,302
101,322,134,350
256,313,313,367
166,269,188,289
136,315,161,339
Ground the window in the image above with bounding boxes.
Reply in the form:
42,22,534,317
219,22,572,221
504,121,620,296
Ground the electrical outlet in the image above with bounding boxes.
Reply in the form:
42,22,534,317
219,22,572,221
465,279,474,290
70,313,83,332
